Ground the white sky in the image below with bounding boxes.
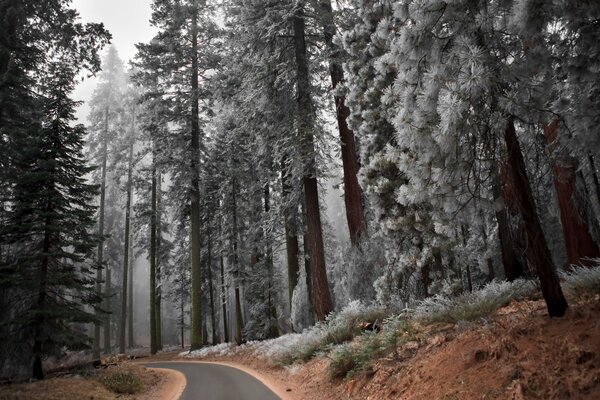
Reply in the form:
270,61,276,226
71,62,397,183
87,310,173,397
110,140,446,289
71,0,157,122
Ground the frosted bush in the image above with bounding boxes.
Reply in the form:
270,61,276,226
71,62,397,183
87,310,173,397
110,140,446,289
413,278,538,323
181,342,234,358
560,262,600,296
276,300,387,364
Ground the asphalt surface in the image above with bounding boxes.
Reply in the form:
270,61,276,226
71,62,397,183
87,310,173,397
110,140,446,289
144,362,281,400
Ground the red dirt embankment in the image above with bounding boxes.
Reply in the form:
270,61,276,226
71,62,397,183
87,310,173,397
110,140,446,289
197,297,600,400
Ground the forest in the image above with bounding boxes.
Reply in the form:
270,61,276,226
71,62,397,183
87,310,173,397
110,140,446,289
1,0,599,384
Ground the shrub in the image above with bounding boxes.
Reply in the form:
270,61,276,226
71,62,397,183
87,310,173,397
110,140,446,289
100,371,143,394
276,300,387,365
328,316,415,379
413,278,538,324
560,263,600,297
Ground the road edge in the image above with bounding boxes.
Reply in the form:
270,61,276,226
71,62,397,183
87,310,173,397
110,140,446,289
142,367,186,400
144,360,290,400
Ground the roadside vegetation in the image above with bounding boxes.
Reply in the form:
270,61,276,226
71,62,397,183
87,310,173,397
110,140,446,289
185,264,600,381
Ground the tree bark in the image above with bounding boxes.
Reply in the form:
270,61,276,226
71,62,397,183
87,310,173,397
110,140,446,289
119,112,134,354
543,119,600,267
281,158,300,310
189,3,203,350
503,118,567,317
103,267,111,354
496,162,528,280
220,254,228,342
127,235,134,348
317,0,366,245
93,114,108,360
231,175,244,344
207,225,218,344
149,162,158,355
156,173,163,351
264,182,279,338
293,2,333,321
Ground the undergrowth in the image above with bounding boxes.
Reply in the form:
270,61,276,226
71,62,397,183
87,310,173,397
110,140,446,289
412,278,538,324
328,316,414,379
100,370,143,394
276,301,387,365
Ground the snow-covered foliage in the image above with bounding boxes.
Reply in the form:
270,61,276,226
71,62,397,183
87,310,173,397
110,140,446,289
561,263,600,296
413,279,538,324
181,343,235,359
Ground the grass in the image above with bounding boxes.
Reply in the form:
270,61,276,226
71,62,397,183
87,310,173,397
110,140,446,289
412,278,539,324
100,370,143,394
560,263,600,297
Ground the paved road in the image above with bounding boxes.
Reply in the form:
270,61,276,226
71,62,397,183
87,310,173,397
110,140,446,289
144,362,281,400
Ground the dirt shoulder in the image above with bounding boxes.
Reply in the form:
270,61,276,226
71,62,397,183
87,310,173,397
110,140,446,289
0,362,170,400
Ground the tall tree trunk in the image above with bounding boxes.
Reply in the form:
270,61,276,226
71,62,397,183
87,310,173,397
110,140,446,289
543,119,600,267
231,176,244,345
281,158,300,309
264,182,279,338
119,115,134,354
503,118,567,317
220,254,228,342
149,162,158,355
180,277,185,348
127,236,134,348
189,3,203,350
317,0,366,245
156,173,163,351
234,286,243,345
93,115,108,360
103,267,111,354
293,2,333,321
207,225,217,344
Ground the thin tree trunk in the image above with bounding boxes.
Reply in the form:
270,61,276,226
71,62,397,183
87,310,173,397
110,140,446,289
220,254,228,342
103,267,111,354
93,115,108,360
234,287,243,345
317,0,366,245
281,158,300,309
119,114,134,354
231,176,244,345
503,118,568,317
293,2,333,321
544,119,600,267
149,162,158,355
189,3,203,350
207,225,217,344
127,235,134,348
156,173,162,351
264,182,279,338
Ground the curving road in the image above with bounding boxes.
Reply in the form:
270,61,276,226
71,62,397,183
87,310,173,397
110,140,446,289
144,362,281,400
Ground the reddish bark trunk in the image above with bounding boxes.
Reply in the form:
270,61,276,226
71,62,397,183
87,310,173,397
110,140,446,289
293,3,333,321
318,0,366,245
503,118,567,317
495,165,526,281
543,119,600,267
